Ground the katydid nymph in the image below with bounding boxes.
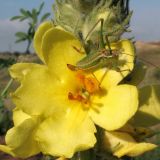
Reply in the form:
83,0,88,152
67,18,131,73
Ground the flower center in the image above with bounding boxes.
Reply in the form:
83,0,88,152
68,71,100,105
68,91,90,104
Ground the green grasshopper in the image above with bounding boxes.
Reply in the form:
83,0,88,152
67,18,127,72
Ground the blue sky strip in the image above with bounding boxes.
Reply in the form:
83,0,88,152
0,0,160,52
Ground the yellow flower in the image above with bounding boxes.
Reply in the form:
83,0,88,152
102,124,157,158
0,21,138,158
0,108,40,158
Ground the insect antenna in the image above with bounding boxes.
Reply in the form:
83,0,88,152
84,18,104,44
122,50,160,70
78,18,107,53
73,18,106,54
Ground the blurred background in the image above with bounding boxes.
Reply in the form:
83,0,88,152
0,0,160,52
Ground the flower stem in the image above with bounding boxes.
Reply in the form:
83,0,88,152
0,79,13,98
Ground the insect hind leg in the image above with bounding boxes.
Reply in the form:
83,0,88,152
115,66,132,78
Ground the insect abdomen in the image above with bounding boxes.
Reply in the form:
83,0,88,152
76,51,102,68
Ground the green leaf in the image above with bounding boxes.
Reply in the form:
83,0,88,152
28,22,35,28
26,10,32,18
15,32,28,38
32,8,38,16
19,16,28,21
32,8,38,24
16,38,27,43
38,2,45,14
11,1,49,52
20,8,28,17
40,13,50,22
15,39,24,43
15,32,29,43
20,8,34,19
10,16,22,21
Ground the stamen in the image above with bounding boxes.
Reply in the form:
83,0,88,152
68,92,88,104
76,72,85,85
68,72,101,106
84,77,100,93
68,92,75,100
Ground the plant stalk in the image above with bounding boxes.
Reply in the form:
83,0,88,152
1,79,13,98
26,40,31,54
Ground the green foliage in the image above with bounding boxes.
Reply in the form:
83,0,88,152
0,99,13,135
0,58,16,69
11,2,51,54
0,79,14,135
53,0,131,43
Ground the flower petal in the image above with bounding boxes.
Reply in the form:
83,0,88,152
94,69,124,90
103,131,157,157
132,85,160,127
36,104,96,158
33,21,53,62
0,145,15,157
111,39,135,75
90,85,138,130
0,118,40,158
41,27,84,79
94,40,135,90
13,108,31,126
11,64,67,117
9,63,41,81
118,143,157,157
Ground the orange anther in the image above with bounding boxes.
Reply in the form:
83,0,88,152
84,77,99,94
76,71,85,85
68,92,88,104
68,92,75,100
